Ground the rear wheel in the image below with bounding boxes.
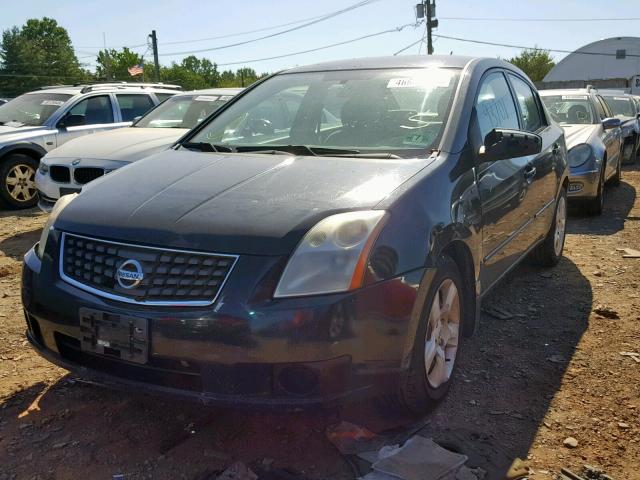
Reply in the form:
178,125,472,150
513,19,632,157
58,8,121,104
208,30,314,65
393,255,466,414
610,155,621,187
0,154,39,209
530,189,567,267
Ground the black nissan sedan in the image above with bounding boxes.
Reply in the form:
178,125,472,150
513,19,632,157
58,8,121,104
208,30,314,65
22,56,568,413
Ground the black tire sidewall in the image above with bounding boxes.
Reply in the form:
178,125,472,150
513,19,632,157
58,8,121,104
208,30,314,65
0,154,39,209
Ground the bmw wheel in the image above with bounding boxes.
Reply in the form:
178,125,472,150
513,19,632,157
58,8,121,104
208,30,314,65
0,154,39,209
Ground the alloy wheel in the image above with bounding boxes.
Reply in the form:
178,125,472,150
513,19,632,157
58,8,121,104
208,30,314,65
424,278,460,389
5,164,36,202
554,195,567,257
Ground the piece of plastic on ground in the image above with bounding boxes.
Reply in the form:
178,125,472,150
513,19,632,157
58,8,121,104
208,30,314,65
361,436,468,480
216,461,258,480
325,421,388,455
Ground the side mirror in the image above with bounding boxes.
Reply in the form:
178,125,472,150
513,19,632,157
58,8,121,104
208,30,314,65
636,112,640,120
132,115,142,124
603,117,622,130
59,114,86,128
480,128,542,161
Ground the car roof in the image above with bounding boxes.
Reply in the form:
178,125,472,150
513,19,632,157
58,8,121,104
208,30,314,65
539,89,593,96
24,84,182,96
282,55,483,73
177,88,244,97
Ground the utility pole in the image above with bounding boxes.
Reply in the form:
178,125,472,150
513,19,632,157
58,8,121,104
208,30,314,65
416,1,438,55
149,30,160,82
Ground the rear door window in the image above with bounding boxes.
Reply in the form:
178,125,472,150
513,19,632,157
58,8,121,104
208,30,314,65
475,71,520,140
68,95,114,124
116,94,155,122
508,74,545,132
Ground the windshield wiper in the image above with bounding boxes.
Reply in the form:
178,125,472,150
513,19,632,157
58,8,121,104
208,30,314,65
330,152,403,159
181,142,232,153
235,145,317,156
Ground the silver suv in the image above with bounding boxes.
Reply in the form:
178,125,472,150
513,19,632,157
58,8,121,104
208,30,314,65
0,82,181,208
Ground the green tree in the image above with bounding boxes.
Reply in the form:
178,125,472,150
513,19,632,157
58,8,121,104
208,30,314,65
95,47,144,81
508,48,555,83
0,17,86,96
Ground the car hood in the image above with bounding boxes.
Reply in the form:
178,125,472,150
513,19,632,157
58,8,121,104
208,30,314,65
561,124,599,148
56,149,426,255
45,127,186,162
0,125,53,144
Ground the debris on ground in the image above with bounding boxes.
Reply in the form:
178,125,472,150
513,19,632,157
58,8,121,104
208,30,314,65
617,247,640,258
563,437,579,448
619,351,640,363
481,305,513,320
216,462,258,480
358,436,468,480
505,457,529,480
592,305,620,319
558,464,617,480
547,355,566,364
325,421,387,455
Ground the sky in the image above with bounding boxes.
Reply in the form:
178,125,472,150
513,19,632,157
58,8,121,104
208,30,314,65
2,0,640,73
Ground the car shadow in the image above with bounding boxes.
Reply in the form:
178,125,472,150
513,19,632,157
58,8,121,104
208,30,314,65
567,179,636,235
0,227,42,261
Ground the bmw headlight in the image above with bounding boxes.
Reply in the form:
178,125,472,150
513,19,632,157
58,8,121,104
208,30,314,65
36,194,77,258
567,143,593,168
274,210,388,298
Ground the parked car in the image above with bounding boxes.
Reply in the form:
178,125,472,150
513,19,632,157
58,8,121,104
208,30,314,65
540,88,622,215
23,56,568,413
0,82,181,209
599,90,640,164
36,88,242,212
0,99,8,106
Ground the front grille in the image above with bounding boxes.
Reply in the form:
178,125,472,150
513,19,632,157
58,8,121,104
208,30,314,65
60,233,238,305
50,166,71,183
74,167,104,185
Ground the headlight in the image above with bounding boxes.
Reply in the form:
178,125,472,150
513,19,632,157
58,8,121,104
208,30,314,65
38,162,49,175
567,143,593,168
274,210,388,298
36,194,77,258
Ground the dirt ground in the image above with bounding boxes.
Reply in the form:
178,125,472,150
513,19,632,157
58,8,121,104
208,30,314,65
1,167,639,480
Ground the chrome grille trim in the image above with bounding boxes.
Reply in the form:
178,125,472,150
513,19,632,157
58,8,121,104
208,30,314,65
58,232,239,307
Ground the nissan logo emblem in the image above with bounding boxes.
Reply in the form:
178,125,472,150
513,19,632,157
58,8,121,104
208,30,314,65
116,259,144,289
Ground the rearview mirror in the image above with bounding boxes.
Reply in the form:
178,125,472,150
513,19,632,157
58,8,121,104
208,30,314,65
603,117,622,130
480,128,542,161
59,114,86,128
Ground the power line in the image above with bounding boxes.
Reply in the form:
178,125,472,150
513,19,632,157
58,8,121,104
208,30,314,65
433,33,640,58
214,21,422,67
440,16,640,22
158,0,380,57
393,36,426,56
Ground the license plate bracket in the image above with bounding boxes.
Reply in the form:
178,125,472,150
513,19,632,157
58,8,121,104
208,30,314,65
79,308,148,364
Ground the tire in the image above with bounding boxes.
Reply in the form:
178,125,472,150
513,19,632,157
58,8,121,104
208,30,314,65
609,155,621,187
530,188,567,267
585,166,605,216
0,154,39,209
393,255,468,414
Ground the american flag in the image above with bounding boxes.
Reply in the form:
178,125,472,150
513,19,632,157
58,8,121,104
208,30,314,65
127,64,144,76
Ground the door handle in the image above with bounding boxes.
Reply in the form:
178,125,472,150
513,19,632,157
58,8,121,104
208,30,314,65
524,164,537,183
551,143,560,156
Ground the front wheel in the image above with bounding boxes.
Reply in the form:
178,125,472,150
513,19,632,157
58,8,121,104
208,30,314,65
0,154,39,209
394,255,466,414
610,156,621,187
530,189,567,267
585,167,605,216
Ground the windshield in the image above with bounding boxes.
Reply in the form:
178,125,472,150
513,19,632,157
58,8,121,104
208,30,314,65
540,95,595,125
135,94,233,129
188,68,460,158
0,93,72,127
603,96,636,118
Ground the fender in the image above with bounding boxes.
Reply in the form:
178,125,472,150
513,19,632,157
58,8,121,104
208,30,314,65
0,142,47,161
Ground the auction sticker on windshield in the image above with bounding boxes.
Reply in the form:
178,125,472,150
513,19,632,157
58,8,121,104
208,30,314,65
562,96,588,100
194,96,220,102
41,100,65,106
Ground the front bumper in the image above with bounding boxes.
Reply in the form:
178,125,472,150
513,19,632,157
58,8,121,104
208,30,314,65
567,168,600,199
22,244,425,407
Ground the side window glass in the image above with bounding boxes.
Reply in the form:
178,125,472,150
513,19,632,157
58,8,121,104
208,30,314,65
116,94,155,122
475,72,520,140
68,95,114,125
594,96,607,120
508,75,544,132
